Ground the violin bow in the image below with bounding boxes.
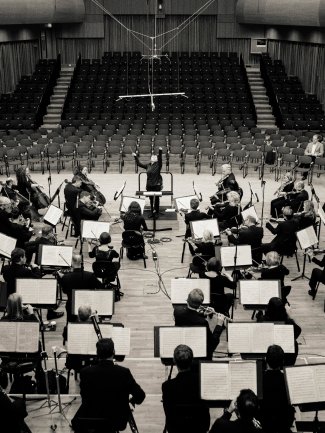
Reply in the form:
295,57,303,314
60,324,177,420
192,181,202,202
114,181,126,201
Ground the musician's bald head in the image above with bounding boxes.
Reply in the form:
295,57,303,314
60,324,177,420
244,215,257,226
42,225,53,237
295,181,305,191
187,288,204,308
78,304,92,322
72,254,82,268
190,198,199,210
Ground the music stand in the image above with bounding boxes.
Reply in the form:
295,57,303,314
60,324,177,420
292,225,318,281
317,204,325,243
72,289,114,322
143,191,172,244
170,278,210,305
119,196,146,214
43,204,63,229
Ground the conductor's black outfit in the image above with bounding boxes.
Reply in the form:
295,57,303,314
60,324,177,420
72,360,145,432
162,368,210,433
228,225,264,264
134,149,162,215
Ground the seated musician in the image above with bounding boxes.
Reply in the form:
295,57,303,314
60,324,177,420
25,224,57,264
256,297,301,366
262,206,299,256
190,229,216,274
225,215,264,265
88,232,120,271
64,175,83,214
204,258,235,316
210,163,240,206
78,304,93,323
1,293,38,322
270,172,294,218
286,181,308,213
174,289,227,359
0,382,32,433
306,249,325,298
71,338,145,433
261,345,295,433
184,198,210,239
0,197,32,244
162,344,210,433
8,207,34,248
260,251,289,288
209,389,262,433
295,199,316,230
121,201,148,232
73,191,102,237
74,166,106,205
213,191,241,231
2,177,32,220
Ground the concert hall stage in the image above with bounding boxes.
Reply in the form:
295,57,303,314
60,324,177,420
143,206,179,231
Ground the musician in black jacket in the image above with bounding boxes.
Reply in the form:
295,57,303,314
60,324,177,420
0,198,33,248
133,147,163,218
286,181,308,213
213,191,241,231
72,338,145,433
184,198,210,239
262,206,299,256
226,215,264,265
162,345,210,433
73,191,102,237
211,164,240,204
307,250,325,297
25,224,56,264
270,172,294,218
174,289,227,359
64,175,82,213
2,177,32,220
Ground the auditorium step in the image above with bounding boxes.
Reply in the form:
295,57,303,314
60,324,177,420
40,63,75,131
246,65,277,130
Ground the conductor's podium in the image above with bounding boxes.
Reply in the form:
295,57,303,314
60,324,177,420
143,205,179,231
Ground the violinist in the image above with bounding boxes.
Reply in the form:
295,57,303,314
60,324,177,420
1,177,31,219
64,175,83,214
184,198,209,239
8,207,34,248
88,232,120,271
225,215,264,265
286,181,309,213
210,164,240,206
25,224,57,264
74,166,106,205
295,200,317,230
260,251,290,291
74,191,102,237
212,191,241,231
307,249,325,298
190,229,216,275
15,166,50,218
0,197,32,246
270,172,294,218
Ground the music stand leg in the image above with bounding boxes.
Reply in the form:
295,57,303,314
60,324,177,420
292,251,310,281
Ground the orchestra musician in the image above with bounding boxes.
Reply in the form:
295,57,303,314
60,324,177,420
184,198,210,239
212,191,242,231
88,232,120,271
133,147,163,218
74,166,106,205
294,200,317,230
190,229,216,274
15,167,50,218
1,177,32,220
25,224,57,264
121,201,148,232
270,172,294,218
225,215,264,265
8,207,34,248
286,181,308,213
73,190,102,237
210,164,241,206
306,249,325,298
64,175,83,214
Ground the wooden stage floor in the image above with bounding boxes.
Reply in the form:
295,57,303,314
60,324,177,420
1,159,325,432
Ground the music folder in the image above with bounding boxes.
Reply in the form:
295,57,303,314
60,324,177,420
228,322,295,354
154,326,207,359
0,321,39,354
284,364,325,411
190,218,220,240
174,195,197,212
296,225,318,250
72,290,114,317
219,244,252,269
16,278,57,308
67,323,130,356
39,245,73,267
239,280,280,309
43,204,63,227
200,360,263,403
0,232,17,259
81,220,110,239
170,278,210,304
119,196,146,214
241,205,260,224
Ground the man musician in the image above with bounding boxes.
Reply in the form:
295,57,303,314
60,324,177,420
1,177,32,220
210,164,241,206
302,134,324,180
270,172,295,218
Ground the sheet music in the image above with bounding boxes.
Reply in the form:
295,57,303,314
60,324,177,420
159,327,207,358
200,361,257,400
190,219,219,239
16,279,57,305
170,279,210,304
0,322,39,353
120,196,146,213
318,206,325,225
40,245,73,267
221,245,252,267
229,362,257,398
175,195,197,211
73,290,114,315
241,205,260,223
228,323,294,353
285,366,318,404
239,280,280,305
43,205,63,226
0,232,17,258
296,225,318,250
81,221,110,239
273,325,295,353
68,323,130,356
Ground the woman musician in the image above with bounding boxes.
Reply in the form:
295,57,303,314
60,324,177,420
270,172,294,218
210,164,241,206
15,167,50,219
1,177,32,220
212,190,242,231
294,200,317,230
74,166,106,206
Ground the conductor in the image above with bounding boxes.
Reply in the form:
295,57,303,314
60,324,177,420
133,147,163,218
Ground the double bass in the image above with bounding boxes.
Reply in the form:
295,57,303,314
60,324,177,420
74,168,106,205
